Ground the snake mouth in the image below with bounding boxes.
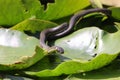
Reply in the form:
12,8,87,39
39,8,111,54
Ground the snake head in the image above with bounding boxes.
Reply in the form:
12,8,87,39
54,46,64,54
45,46,64,54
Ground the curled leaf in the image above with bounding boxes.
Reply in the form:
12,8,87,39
11,19,58,33
38,0,90,20
0,0,90,26
24,27,120,77
0,28,44,70
65,59,120,80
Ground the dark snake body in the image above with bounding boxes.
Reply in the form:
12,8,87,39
40,8,111,54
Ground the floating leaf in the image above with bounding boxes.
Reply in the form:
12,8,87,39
0,0,41,26
110,7,120,20
0,0,90,26
64,59,120,80
11,19,58,33
23,27,119,77
0,28,45,70
38,0,90,20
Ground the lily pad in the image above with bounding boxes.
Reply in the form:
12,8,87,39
64,58,120,80
0,0,90,26
0,0,41,26
11,18,58,33
38,0,90,20
109,7,120,20
0,28,44,70
23,27,119,77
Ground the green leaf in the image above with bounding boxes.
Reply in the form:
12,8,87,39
11,19,58,33
64,58,120,80
0,0,90,26
23,27,119,77
0,0,41,26
37,0,90,20
0,28,45,70
109,7,120,20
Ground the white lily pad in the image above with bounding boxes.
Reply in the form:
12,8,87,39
0,28,44,70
